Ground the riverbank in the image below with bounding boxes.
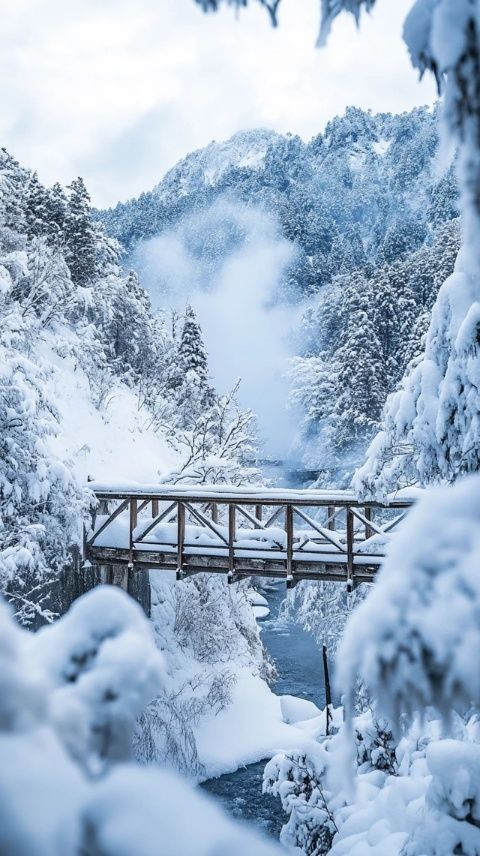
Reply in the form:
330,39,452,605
200,581,332,836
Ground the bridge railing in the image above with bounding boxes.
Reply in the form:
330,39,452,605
84,485,415,589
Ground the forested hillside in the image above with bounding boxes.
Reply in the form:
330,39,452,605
0,147,258,622
99,105,459,478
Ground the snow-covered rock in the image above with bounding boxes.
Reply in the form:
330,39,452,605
280,695,322,725
253,605,270,620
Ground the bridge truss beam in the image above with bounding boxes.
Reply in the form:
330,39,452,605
84,485,415,593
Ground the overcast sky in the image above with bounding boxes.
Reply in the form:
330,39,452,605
1,0,436,208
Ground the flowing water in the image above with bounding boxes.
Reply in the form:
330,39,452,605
200,581,326,840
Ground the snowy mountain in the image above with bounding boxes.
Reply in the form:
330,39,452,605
100,106,456,280
155,128,280,198
99,105,459,480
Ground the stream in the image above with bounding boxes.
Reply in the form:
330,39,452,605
200,580,326,840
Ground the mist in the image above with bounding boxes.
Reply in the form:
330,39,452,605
133,199,302,459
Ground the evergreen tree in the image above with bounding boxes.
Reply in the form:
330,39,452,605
333,294,386,449
178,304,209,384
0,148,27,240
333,273,386,448
45,181,67,246
108,270,156,382
64,177,97,285
174,304,215,421
25,172,50,239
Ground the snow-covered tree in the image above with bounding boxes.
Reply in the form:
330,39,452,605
45,181,68,247
0,587,279,855
0,339,87,625
64,177,97,285
178,304,210,383
24,172,51,240
162,382,260,486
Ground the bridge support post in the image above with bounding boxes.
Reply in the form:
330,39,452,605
286,504,294,588
346,507,354,593
327,506,336,530
228,504,236,583
127,566,151,616
95,562,151,616
176,502,185,581
364,506,374,540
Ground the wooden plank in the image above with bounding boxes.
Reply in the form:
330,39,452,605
236,504,267,530
294,506,347,553
130,498,138,530
255,504,263,523
92,488,414,509
152,499,159,518
264,506,285,527
87,546,379,581
364,506,374,540
129,499,137,567
87,499,129,546
327,505,336,531
382,511,408,533
184,501,229,546
134,501,177,544
350,506,385,537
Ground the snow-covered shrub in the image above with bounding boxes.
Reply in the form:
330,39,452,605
403,739,480,856
338,476,480,724
264,745,338,855
0,588,280,855
33,586,165,774
172,574,265,665
138,573,273,773
354,708,397,775
161,381,261,487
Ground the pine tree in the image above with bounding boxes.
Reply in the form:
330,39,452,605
0,148,27,239
25,172,50,239
333,278,386,449
178,304,209,383
45,182,67,246
64,177,97,285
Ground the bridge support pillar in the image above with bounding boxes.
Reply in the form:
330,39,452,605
95,563,151,617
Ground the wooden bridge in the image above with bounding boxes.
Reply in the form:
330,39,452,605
84,483,416,592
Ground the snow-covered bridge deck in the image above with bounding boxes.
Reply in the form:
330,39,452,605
85,483,417,590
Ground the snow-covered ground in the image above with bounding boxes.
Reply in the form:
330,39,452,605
40,328,177,484
27,326,335,791
195,669,339,779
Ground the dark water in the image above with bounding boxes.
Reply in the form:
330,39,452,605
200,581,325,839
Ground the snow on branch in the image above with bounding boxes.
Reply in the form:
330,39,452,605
337,475,480,725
